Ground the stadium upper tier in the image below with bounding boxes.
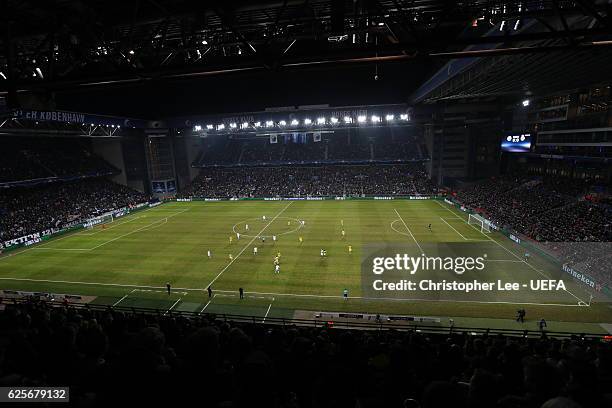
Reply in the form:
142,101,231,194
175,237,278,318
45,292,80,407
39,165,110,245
192,132,426,167
0,138,117,184
181,163,437,199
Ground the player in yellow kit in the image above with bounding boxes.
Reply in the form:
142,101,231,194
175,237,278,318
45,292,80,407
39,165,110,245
229,236,233,244
298,236,303,244
348,245,352,254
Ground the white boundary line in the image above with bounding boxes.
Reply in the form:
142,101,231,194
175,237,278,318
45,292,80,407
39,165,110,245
439,217,468,240
199,294,216,314
435,200,588,306
261,298,275,323
76,215,144,236
113,288,136,306
232,216,303,238
394,208,425,254
164,298,182,316
0,277,584,307
31,209,190,252
205,201,294,288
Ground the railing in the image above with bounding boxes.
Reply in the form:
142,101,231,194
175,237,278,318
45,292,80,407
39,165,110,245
3,298,608,340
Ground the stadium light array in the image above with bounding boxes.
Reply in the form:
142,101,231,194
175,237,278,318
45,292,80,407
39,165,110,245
194,125,202,131
385,114,394,121
304,118,312,125
206,124,214,130
265,120,274,127
229,123,237,129
291,119,299,126
344,116,352,124
371,115,381,123
254,121,261,128
330,117,338,124
317,117,326,125
522,99,530,107
400,114,409,120
357,115,367,123
217,124,225,130
279,120,287,126
240,122,249,129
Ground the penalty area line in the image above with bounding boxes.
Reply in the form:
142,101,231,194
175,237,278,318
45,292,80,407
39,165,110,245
435,200,589,306
394,208,425,254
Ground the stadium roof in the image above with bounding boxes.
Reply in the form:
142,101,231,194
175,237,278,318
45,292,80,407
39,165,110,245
1,0,611,114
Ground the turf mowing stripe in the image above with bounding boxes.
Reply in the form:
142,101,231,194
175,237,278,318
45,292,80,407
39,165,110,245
435,200,589,306
205,201,294,288
394,208,425,254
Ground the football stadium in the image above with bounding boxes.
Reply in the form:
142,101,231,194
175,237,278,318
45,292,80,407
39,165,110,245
1,1,611,407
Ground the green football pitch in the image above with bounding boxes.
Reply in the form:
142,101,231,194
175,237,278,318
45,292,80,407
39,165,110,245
1,199,610,334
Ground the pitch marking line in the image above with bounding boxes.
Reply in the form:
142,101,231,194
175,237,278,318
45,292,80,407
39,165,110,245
112,288,137,307
89,209,189,250
199,294,216,315
262,298,275,323
164,298,182,316
0,277,584,307
76,216,145,236
205,201,294,288
32,209,190,252
436,200,588,306
394,208,425,254
213,289,583,308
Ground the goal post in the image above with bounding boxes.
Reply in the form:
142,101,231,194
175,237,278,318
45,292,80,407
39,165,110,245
83,214,114,229
467,213,491,233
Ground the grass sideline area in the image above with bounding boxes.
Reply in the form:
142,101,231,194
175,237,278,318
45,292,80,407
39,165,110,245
0,199,609,334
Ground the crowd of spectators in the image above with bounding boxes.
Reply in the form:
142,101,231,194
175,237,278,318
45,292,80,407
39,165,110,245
181,164,436,198
0,138,116,183
194,133,424,166
454,175,610,243
454,174,611,290
0,178,148,242
0,300,609,407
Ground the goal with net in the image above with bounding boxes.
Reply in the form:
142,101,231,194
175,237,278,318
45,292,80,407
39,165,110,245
467,213,492,233
83,214,114,229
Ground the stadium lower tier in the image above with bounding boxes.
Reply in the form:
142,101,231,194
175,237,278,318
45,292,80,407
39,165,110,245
0,300,610,407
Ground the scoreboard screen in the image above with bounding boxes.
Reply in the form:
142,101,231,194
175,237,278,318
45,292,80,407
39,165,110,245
501,133,531,152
